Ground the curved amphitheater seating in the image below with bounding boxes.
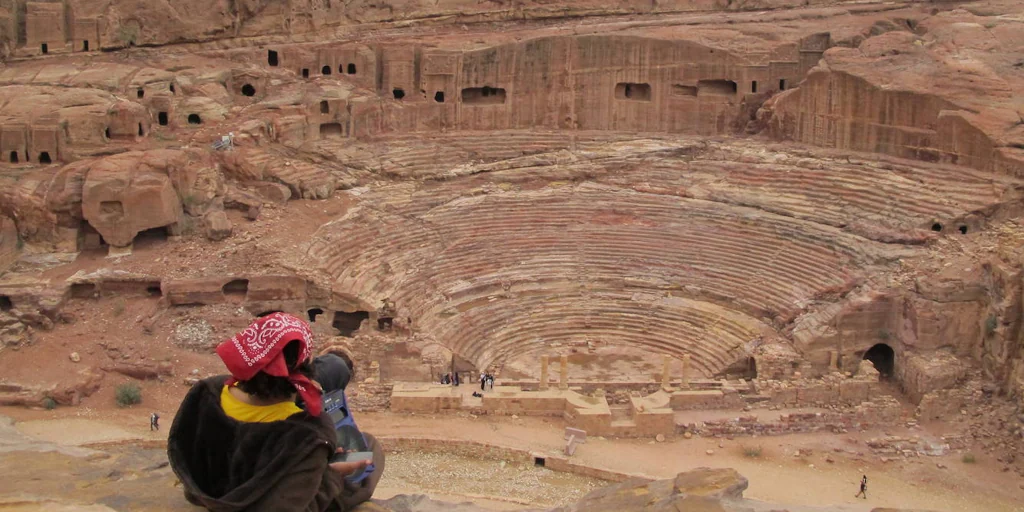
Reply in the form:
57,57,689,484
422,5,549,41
307,181,902,376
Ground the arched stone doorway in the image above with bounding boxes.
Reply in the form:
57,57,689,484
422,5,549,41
862,343,895,378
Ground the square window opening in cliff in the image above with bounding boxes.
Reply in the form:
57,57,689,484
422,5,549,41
41,43,47,54
146,283,162,297
393,88,405,100
241,84,256,97
322,66,332,76
8,151,18,163
137,88,144,99
320,100,330,114
751,81,758,93
672,85,697,97
268,50,279,67
534,457,546,467
158,112,168,126
222,279,249,301
333,311,369,337
434,91,445,103
959,225,968,235
187,114,202,125
347,63,356,74
615,83,652,101
38,152,51,164
302,68,310,78
698,80,738,96
462,87,507,105
779,79,787,91
320,123,344,139
931,222,943,232
308,308,325,323
0,295,12,311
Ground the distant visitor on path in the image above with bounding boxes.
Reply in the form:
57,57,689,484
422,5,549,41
150,412,160,431
480,373,487,391
854,475,867,499
167,312,385,511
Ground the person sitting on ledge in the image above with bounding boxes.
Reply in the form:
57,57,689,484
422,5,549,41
167,312,384,511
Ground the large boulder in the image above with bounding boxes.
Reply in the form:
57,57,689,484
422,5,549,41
81,153,183,247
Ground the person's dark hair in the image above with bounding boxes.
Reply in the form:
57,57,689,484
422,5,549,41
236,341,313,400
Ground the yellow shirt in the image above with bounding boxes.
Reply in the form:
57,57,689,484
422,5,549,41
220,385,302,423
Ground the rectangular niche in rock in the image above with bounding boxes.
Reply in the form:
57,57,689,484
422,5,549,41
615,83,652,101
461,86,506,105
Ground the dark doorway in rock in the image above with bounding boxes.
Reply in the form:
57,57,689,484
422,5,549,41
332,311,369,337
187,114,202,125
863,343,895,378
83,40,89,51
745,357,757,379
320,100,330,114
268,50,279,67
959,225,968,234
70,283,97,299
302,68,310,78
137,89,145,99
462,86,507,105
133,226,168,249
322,66,332,75
41,43,47,54
222,279,249,301
319,122,344,139
378,317,393,330
614,83,652,101
105,127,111,139
931,222,943,232
779,79,787,91
138,123,145,136
308,308,325,323
751,81,758,93
241,84,256,97
38,152,51,164
158,112,168,126
347,63,356,74
9,151,18,163
147,284,163,297
534,457,546,467
0,295,12,311
170,83,176,94
434,91,445,103
393,88,405,100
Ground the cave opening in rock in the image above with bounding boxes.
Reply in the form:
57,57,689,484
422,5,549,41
615,83,651,101
268,50,279,67
138,123,145,136
462,86,506,105
751,81,758,93
931,222,943,232
41,43,47,54
378,317,393,330
320,122,344,138
83,40,89,51
308,308,325,322
393,88,405,100
222,279,249,301
322,66,332,75
70,283,97,299
0,295,12,311
862,343,895,378
320,100,330,114
241,84,256,97
959,225,968,234
158,112,168,126
9,151,18,163
38,152,51,164
779,79,787,90
137,89,144,99
332,311,369,337
347,63,356,74
698,80,738,95
187,114,202,125
302,68,310,78
434,91,445,103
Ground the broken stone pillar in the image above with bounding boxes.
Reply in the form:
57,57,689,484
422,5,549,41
661,355,672,391
559,354,568,390
539,355,549,390
829,350,839,371
681,354,691,389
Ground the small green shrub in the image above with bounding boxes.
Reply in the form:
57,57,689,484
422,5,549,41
742,445,763,458
42,397,56,410
985,315,998,336
115,383,142,407
962,453,976,464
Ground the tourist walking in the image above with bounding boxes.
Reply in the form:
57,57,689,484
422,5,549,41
150,412,160,431
480,373,487,391
854,475,867,499
486,374,494,390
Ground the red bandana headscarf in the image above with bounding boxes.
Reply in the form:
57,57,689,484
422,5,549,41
215,313,323,416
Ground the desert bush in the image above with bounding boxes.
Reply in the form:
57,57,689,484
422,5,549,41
742,445,763,458
985,315,998,336
115,383,142,407
962,453,976,464
42,397,56,410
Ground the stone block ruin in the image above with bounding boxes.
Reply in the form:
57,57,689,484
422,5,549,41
0,0,1023,488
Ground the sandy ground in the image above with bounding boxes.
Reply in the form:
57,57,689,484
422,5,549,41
3,405,1023,512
